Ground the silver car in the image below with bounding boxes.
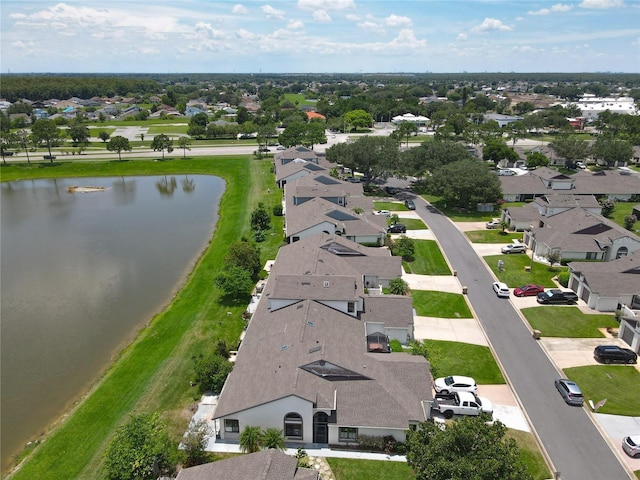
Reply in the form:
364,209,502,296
555,378,584,406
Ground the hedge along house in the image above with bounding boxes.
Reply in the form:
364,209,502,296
213,234,431,448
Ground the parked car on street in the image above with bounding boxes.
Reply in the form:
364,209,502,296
514,284,544,297
555,378,584,406
593,345,637,364
497,169,516,176
622,435,640,458
537,289,578,305
433,375,477,394
376,210,391,217
492,282,510,298
404,199,416,210
501,244,526,254
385,186,397,195
486,220,501,229
387,224,406,234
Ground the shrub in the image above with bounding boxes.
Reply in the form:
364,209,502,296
557,271,570,288
272,204,283,216
384,435,397,454
357,434,386,451
389,277,409,295
192,353,233,394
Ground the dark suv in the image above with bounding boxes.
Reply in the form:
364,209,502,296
594,345,637,364
536,289,578,305
387,224,407,234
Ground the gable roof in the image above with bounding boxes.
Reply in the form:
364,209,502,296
569,251,640,296
175,449,318,480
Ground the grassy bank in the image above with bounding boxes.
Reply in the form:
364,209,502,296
2,156,283,479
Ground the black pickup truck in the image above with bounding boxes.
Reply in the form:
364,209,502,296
536,289,579,305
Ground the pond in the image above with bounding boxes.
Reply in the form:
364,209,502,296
0,175,224,471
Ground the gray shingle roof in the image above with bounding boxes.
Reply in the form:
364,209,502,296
569,250,640,296
175,449,318,480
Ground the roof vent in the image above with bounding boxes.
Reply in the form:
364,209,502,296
323,281,330,288
281,345,289,351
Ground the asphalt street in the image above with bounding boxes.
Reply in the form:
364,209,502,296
412,195,632,480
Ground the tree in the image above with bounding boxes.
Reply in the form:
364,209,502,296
178,136,192,159
278,121,307,147
98,131,111,143
391,235,415,262
31,118,62,162
15,129,32,164
239,426,263,453
102,412,173,480
525,151,549,169
599,198,616,217
590,134,633,167
225,240,262,281
250,202,271,231
326,136,399,184
68,119,90,147
192,352,233,394
261,428,286,451
482,139,519,166
214,265,254,298
187,112,208,137
389,277,409,295
305,120,327,149
545,250,562,267
343,109,374,131
426,159,502,210
107,136,132,161
400,140,473,178
182,420,212,467
548,135,589,168
406,416,532,480
395,122,419,147
151,134,173,160
0,131,17,165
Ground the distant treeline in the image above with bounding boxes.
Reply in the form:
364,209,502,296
0,75,159,102
1,72,639,103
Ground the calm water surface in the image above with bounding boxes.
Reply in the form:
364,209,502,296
1,175,224,471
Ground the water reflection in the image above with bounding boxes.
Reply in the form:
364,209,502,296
0,175,224,472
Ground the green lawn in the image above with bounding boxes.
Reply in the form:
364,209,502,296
146,125,189,135
327,458,413,480
2,156,283,479
506,430,553,480
374,201,407,211
416,339,505,384
394,218,427,230
465,229,515,243
564,365,640,416
411,290,472,318
420,195,498,221
405,240,451,275
608,201,639,233
521,307,617,337
485,254,563,288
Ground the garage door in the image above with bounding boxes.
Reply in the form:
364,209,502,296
621,327,636,351
580,287,590,303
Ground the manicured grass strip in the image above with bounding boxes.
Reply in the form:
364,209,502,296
401,218,427,230
465,229,514,243
485,254,563,288
411,290,472,318
327,458,413,480
418,339,505,385
564,365,640,416
406,240,450,275
5,157,282,480
521,306,616,338
506,430,553,480
374,201,407,211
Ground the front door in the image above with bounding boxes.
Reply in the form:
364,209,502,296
313,412,328,444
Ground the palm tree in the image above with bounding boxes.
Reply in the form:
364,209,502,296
239,425,263,453
261,428,285,451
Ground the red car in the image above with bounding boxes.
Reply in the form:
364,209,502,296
514,284,544,297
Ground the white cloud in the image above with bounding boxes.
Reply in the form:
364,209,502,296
235,28,256,40
528,3,573,15
288,19,305,29
580,0,624,8
262,5,285,20
385,14,412,28
358,21,380,31
388,29,427,49
345,14,359,21
195,22,225,38
232,4,248,15
313,10,332,22
457,33,468,41
298,0,355,10
471,18,513,33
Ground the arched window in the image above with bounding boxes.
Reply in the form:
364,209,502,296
284,413,303,439
616,246,628,259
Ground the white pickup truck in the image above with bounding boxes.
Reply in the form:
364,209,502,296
432,391,493,419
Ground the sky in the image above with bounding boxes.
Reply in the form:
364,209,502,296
1,0,639,74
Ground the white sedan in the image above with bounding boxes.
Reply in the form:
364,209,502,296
433,375,478,394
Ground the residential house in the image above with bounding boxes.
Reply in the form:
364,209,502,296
306,111,326,121
275,146,319,166
567,251,640,313
503,193,602,231
175,449,319,480
522,208,640,262
213,234,431,447
483,113,524,128
275,158,328,189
